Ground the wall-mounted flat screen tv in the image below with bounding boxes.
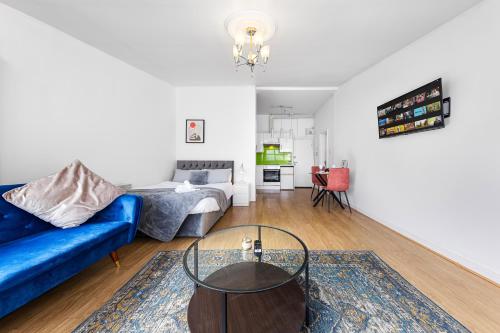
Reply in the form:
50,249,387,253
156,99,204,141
378,78,444,139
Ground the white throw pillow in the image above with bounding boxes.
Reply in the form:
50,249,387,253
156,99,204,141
2,160,125,228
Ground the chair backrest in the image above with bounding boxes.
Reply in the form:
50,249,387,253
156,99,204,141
311,166,321,185
326,168,350,192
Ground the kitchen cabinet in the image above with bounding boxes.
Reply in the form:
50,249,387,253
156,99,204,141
297,118,314,137
256,132,280,151
256,133,264,152
256,115,270,132
255,166,264,186
263,132,279,144
272,117,314,137
272,118,297,136
279,138,293,153
280,166,294,190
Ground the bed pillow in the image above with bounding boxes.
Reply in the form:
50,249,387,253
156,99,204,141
172,169,192,182
207,168,232,184
2,160,125,228
189,170,209,185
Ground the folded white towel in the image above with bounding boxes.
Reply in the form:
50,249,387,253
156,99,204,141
175,180,198,193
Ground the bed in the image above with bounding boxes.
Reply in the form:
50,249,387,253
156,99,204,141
130,160,234,241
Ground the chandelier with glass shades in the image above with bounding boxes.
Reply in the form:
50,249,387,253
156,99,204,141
225,11,276,73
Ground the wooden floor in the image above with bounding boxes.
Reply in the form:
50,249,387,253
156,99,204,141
1,189,499,332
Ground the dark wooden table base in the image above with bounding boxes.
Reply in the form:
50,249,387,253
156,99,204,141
187,263,306,333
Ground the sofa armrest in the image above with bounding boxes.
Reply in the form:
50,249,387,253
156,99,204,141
90,194,143,243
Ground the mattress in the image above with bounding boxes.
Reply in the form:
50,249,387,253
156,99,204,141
132,181,233,214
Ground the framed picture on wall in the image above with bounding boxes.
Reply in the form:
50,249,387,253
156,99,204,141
185,119,205,143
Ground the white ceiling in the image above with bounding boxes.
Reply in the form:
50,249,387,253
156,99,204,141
1,0,481,86
257,88,335,115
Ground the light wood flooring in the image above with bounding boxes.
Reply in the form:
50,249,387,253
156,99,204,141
1,189,499,332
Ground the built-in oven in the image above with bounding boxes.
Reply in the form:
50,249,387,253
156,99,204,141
263,167,280,184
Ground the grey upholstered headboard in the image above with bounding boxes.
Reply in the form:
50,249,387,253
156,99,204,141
176,160,235,184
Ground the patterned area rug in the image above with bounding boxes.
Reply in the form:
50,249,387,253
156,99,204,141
74,250,470,333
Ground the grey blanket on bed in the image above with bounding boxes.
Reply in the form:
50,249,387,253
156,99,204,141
128,187,228,242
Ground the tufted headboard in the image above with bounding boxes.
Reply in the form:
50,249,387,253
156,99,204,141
176,160,235,184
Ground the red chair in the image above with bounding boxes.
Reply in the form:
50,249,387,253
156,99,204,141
311,166,321,200
326,168,351,213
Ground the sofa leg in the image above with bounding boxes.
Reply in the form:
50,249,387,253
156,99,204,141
110,251,120,268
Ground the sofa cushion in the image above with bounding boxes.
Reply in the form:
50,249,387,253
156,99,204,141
2,160,125,228
0,221,129,292
0,184,55,245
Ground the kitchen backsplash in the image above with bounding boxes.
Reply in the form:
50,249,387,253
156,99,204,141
256,145,292,165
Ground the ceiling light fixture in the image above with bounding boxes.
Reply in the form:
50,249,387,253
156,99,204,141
225,10,276,74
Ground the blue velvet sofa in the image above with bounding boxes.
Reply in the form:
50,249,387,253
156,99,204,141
0,184,143,318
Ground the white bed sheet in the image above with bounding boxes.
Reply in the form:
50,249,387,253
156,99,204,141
132,181,233,214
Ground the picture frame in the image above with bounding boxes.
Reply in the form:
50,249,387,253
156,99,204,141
185,119,205,143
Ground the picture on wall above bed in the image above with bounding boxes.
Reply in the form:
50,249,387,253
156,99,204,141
186,119,205,143
377,78,444,139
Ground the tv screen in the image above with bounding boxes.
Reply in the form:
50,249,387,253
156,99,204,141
377,78,444,139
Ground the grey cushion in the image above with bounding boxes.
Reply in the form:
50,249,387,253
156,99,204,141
172,169,191,182
189,170,208,185
207,169,232,184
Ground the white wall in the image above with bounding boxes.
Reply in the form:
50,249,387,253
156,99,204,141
175,86,256,201
0,4,176,186
332,0,500,283
314,95,335,166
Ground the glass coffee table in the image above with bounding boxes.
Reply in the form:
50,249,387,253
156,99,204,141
183,225,309,333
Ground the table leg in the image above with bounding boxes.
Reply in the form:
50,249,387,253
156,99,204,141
313,190,326,207
311,188,323,203
315,174,328,187
258,225,262,263
221,292,227,333
194,243,199,289
312,173,328,206
305,260,310,328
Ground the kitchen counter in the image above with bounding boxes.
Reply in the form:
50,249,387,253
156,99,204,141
256,165,294,191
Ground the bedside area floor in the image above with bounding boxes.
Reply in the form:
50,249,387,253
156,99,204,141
0,189,499,333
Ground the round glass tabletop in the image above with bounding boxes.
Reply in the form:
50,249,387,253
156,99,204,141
183,225,308,293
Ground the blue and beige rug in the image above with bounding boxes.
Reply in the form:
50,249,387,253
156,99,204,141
74,250,470,332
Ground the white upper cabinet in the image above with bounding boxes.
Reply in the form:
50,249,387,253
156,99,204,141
271,117,314,138
297,118,314,137
272,118,296,136
256,133,264,152
257,132,278,150
279,138,293,152
256,114,271,133
271,118,281,133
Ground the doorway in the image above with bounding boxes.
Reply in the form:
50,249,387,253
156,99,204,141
294,137,314,187
317,130,328,167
